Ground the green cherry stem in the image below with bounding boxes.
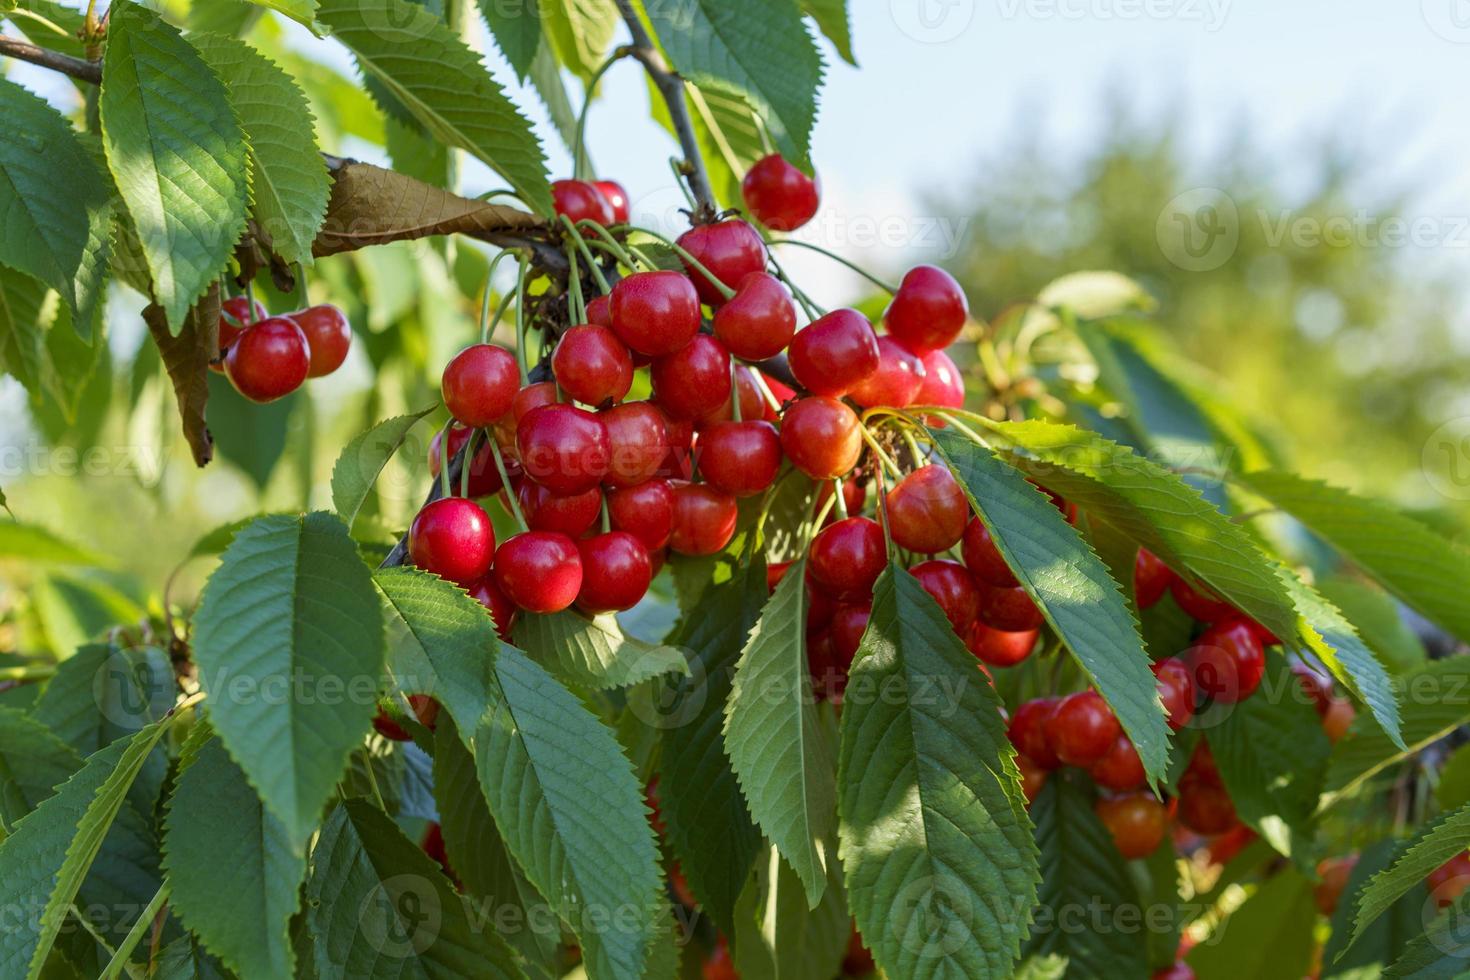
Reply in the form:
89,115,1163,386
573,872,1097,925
634,227,738,300
748,367,784,415
438,420,454,498
479,248,522,344
667,157,697,210
572,49,630,181
566,242,587,324
765,238,900,294
857,423,904,480
831,478,849,519
460,428,483,499
559,214,612,294
763,247,825,319
575,219,648,270
488,439,528,531
513,251,531,384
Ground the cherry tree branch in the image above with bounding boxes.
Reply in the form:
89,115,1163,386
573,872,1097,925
0,35,102,83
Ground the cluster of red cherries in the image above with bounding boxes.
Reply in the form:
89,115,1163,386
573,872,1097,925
214,294,353,402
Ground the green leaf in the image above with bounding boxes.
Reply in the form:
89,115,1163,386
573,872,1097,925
246,0,321,29
1438,745,1470,813
0,521,109,566
1238,470,1470,645
723,557,835,906
331,407,436,529
732,836,850,980
513,609,688,690
153,936,232,980
0,78,112,332
645,0,826,167
0,707,82,828
205,371,299,490
801,0,855,64
838,567,1039,979
1186,868,1316,980
928,424,1171,786
1347,804,1470,951
0,265,50,397
1324,839,1428,977
319,0,552,215
163,728,305,979
539,0,617,81
1317,576,1425,674
192,512,385,847
1384,891,1470,979
307,799,524,979
1022,771,1146,978
100,1,250,331
375,566,497,740
478,0,542,79
190,35,331,267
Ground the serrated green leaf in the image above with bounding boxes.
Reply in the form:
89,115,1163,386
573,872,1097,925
0,707,82,828
475,644,661,980
1439,745,1470,813
1324,838,1428,977
100,2,250,331
0,265,50,396
246,0,320,29
153,936,232,980
0,78,112,334
838,567,1039,980
1022,771,1146,978
319,0,552,214
192,513,384,848
331,407,436,529
645,0,825,167
1347,806,1470,953
928,424,1171,786
1384,890,1470,979
513,609,688,691
307,799,524,979
191,34,331,266
1318,576,1425,674
162,728,304,979
479,0,542,79
801,0,855,64
723,557,835,906
1239,470,1470,646
1187,867,1316,980
732,835,849,980
32,644,174,756
539,0,616,80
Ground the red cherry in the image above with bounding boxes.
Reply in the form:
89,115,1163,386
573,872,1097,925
1427,853,1470,907
808,517,886,602
585,293,613,327
427,424,510,498
703,938,737,980
517,481,601,537
917,349,965,409
218,295,266,355
1045,690,1120,767
493,531,583,612
224,316,310,403
551,324,633,406
409,496,496,587
516,403,611,495
884,265,968,353
1315,855,1359,916
911,559,980,635
607,478,675,551
669,482,738,556
696,420,782,498
1170,578,1236,623
1292,665,1333,715
829,602,871,663
372,694,440,742
1008,697,1060,769
442,344,519,427
1152,658,1196,730
1186,620,1265,704
849,335,927,408
962,516,1018,587
977,582,1043,631
1135,548,1175,609
787,308,880,397
1177,773,1238,835
1090,734,1146,791
741,153,821,231
468,575,517,640
807,627,847,700
592,180,630,223
656,413,697,480
676,219,766,306
699,364,769,425
711,271,797,360
1153,963,1197,980
289,304,352,378
816,476,868,525
576,531,653,613
1323,698,1355,741
551,178,614,226
512,380,558,422
1187,740,1218,780
609,270,702,357
1095,793,1167,859
601,401,669,488
886,465,968,553
1018,755,1048,803
650,335,732,421
967,622,1037,667
779,396,862,480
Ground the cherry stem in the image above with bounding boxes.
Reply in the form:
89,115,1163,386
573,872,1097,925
566,243,587,324
748,368,784,415
900,428,926,467
729,364,743,422
572,50,629,181
857,423,904,480
360,751,388,812
559,215,612,294
873,461,897,562
831,478,848,519
576,219,650,271
460,428,483,499
667,157,697,209
513,251,531,384
479,248,521,344
763,248,825,319
294,262,309,309
243,279,259,325
809,486,839,547
487,440,528,531
600,494,612,534
438,421,454,498
765,238,900,294
634,228,738,300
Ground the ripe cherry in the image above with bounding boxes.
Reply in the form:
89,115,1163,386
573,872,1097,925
884,264,968,353
700,364,769,425
443,344,519,427
887,464,968,553
218,295,265,354
677,219,766,306
1008,697,1061,769
609,270,702,356
409,496,496,586
577,531,653,612
1044,690,1120,767
808,517,887,602
552,324,633,405
1315,855,1358,916
808,627,848,700
917,349,965,409
1095,793,1167,859
1427,853,1470,908
741,153,820,231
516,480,601,537
829,603,871,663
1170,578,1236,623
1152,657,1196,730
911,559,980,635
962,517,1018,587
1089,734,1146,791
711,271,797,360
493,531,583,613
697,420,782,497
669,482,738,556
224,316,310,403
608,478,675,551
592,180,630,223
601,401,669,488
468,574,516,640
1323,697,1355,742
657,413,697,480
290,304,352,378
1018,755,1048,803
780,396,862,480
849,335,927,408
1186,620,1265,703
978,582,1044,632
968,622,1037,667
816,476,867,524
1292,664,1333,714
516,403,611,496
1177,773,1238,835
513,380,558,422
428,425,509,498
585,293,613,327
551,178,614,226
1154,963,1198,980
650,335,732,420
787,308,880,397
1134,548,1175,609
372,694,440,741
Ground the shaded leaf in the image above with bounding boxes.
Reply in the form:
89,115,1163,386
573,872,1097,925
1347,804,1470,952
0,707,82,828
539,0,617,80
513,609,688,691
331,407,437,529
1187,867,1316,980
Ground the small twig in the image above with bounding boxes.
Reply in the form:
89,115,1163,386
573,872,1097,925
0,35,101,83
